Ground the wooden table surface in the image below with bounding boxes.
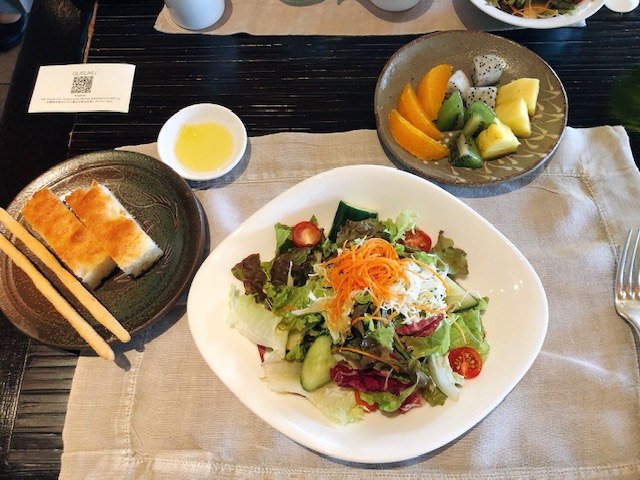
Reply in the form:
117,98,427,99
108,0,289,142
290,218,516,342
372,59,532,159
1,0,639,476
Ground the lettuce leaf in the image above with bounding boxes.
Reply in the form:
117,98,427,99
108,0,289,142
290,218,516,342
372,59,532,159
261,359,363,425
227,285,288,358
430,231,468,275
231,253,267,300
422,378,448,406
448,298,490,361
307,383,364,425
402,319,452,358
359,383,418,413
403,298,490,361
261,358,306,395
365,322,395,351
427,354,464,401
270,277,331,332
274,222,292,255
335,218,386,246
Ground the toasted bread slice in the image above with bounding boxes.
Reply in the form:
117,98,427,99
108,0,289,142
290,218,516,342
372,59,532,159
21,188,116,289
65,181,163,277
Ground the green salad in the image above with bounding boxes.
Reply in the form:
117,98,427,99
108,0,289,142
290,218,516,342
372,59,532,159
488,0,583,18
228,201,490,424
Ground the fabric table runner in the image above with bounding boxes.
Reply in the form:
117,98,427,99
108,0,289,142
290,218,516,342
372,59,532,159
154,0,523,36
59,127,640,479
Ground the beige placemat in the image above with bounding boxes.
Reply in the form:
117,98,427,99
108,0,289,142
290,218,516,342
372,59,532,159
154,0,517,35
60,127,640,479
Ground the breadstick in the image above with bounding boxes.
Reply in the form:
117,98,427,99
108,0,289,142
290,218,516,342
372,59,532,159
0,207,130,342
0,232,114,361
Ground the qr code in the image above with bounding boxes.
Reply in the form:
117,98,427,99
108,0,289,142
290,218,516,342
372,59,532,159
70,75,94,94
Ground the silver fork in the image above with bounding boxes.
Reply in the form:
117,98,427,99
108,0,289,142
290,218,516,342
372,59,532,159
615,229,640,336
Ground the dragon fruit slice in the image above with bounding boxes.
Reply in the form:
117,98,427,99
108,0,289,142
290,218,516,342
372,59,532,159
464,86,497,109
445,69,471,99
470,54,505,87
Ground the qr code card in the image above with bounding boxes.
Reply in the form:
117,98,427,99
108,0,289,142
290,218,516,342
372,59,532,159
28,63,136,113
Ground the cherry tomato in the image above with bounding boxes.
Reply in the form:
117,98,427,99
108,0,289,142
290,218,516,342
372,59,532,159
448,346,482,379
401,228,432,252
291,221,321,247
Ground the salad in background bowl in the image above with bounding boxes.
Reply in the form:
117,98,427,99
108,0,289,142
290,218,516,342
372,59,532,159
468,0,606,28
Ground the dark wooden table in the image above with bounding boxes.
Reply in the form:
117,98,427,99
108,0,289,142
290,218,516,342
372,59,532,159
1,0,639,476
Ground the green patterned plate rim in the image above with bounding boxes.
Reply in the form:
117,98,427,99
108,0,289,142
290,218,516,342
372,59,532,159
0,150,207,351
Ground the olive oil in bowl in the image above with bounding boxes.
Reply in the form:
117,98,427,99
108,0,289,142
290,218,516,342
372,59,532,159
157,103,247,181
174,122,234,172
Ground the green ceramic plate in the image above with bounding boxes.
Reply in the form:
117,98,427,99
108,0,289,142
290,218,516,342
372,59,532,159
0,150,207,351
375,31,567,186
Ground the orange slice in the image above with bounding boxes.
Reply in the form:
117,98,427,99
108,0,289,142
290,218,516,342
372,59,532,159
397,83,443,141
417,64,453,120
388,109,449,162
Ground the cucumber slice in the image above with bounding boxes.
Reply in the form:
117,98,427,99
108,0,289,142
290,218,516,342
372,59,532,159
435,91,464,132
329,200,378,241
445,276,479,312
300,335,337,392
448,133,483,169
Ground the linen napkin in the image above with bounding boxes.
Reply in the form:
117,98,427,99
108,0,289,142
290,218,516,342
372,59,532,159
60,127,640,479
154,0,514,36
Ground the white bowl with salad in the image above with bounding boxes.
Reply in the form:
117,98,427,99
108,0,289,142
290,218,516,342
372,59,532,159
469,0,606,28
187,165,549,463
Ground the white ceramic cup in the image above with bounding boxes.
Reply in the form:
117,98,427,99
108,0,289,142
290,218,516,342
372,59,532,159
164,0,225,30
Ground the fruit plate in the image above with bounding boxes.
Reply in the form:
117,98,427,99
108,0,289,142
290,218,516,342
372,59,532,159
0,150,207,351
187,165,548,463
374,31,567,187
468,0,606,29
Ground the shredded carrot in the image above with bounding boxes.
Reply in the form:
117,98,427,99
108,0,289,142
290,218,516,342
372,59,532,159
318,237,449,336
332,346,400,372
319,238,410,334
509,0,558,18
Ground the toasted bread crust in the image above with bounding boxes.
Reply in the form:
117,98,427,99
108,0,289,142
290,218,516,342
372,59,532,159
65,181,163,276
21,188,115,288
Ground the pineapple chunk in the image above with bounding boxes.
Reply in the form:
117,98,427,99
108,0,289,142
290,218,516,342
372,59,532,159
495,98,531,138
477,119,521,160
496,78,540,117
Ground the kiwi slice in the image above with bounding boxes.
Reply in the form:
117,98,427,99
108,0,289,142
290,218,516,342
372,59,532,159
462,101,497,138
435,91,464,132
448,132,484,169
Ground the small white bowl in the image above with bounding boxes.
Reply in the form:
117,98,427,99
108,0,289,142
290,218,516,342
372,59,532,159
468,0,606,28
157,103,247,181
369,0,421,12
